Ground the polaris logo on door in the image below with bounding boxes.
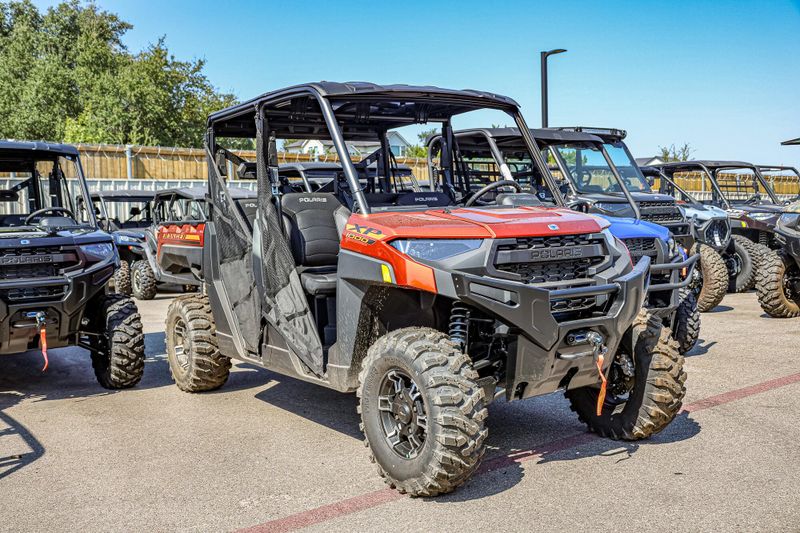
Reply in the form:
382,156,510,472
298,197,327,203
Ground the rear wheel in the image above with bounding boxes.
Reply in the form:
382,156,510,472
166,294,231,391
565,311,686,440
726,237,755,293
691,244,727,312
131,260,157,300
756,251,800,318
112,259,132,296
672,288,700,354
89,294,145,389
358,327,487,497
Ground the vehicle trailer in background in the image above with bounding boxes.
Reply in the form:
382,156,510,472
131,186,256,300
427,127,700,352
653,161,788,292
166,81,686,496
90,189,155,295
0,141,144,388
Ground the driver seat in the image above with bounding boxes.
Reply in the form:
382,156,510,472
280,193,349,295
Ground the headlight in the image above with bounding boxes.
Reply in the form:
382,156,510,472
778,213,800,231
667,237,677,256
594,202,634,216
116,234,141,245
80,242,115,261
749,212,778,222
390,239,483,261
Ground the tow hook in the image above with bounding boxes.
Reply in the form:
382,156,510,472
26,311,48,371
586,332,609,416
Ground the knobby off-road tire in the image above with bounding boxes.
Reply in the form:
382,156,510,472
756,251,800,318
750,240,773,271
727,236,756,293
112,259,132,296
358,327,488,497
90,293,145,389
131,260,157,300
166,294,231,392
692,243,727,312
672,288,700,354
565,311,686,440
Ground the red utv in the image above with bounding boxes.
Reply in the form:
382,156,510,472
166,82,686,496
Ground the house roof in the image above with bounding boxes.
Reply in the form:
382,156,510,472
635,156,663,165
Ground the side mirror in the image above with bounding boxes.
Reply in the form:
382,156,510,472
129,206,142,217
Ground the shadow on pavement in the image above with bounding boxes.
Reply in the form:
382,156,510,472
686,337,717,357
0,393,45,480
707,305,734,313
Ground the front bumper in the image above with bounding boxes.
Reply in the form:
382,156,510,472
0,257,115,355
776,228,800,269
646,253,699,316
452,256,650,401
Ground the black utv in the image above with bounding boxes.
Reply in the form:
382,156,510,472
0,141,144,388
166,82,685,497
654,161,788,291
90,189,155,295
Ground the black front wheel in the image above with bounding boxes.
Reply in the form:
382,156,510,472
89,294,145,389
358,327,487,497
672,288,700,354
756,251,800,318
691,244,727,312
566,311,686,440
131,260,157,300
112,259,132,296
725,237,755,293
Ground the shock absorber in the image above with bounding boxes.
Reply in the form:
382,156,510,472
449,301,470,350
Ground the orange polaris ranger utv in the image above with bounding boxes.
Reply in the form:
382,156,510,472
166,82,686,496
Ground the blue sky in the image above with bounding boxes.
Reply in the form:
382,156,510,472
34,0,800,165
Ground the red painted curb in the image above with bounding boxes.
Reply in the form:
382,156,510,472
239,371,800,533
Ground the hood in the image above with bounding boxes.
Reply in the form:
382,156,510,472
682,203,728,222
598,215,669,242
352,206,608,240
0,227,112,247
728,203,785,214
115,228,146,244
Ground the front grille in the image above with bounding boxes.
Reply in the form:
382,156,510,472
622,238,658,261
0,246,80,280
638,200,684,225
0,285,66,302
550,295,596,313
494,234,606,284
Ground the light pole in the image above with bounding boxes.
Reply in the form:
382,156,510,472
540,48,567,128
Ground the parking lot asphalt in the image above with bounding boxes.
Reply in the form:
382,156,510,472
1,292,799,532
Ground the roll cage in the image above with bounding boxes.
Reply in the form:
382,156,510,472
207,82,561,212
655,161,782,208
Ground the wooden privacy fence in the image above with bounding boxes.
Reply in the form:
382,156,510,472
74,143,432,184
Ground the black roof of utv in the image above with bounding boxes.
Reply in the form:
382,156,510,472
0,139,79,156
90,189,157,201
208,82,520,139
440,127,605,151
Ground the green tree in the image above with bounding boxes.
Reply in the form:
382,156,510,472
0,0,236,147
658,142,694,162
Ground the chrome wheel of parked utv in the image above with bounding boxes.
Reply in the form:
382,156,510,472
566,311,686,440
166,294,231,392
358,327,487,497
756,251,800,318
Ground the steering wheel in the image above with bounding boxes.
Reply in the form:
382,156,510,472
464,180,522,207
25,207,75,225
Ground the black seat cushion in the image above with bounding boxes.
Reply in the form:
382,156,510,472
281,193,342,267
300,270,337,294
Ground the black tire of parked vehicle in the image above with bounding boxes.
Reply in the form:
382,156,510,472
750,240,773,271
112,259,132,296
89,293,145,389
672,288,700,354
565,311,686,440
756,251,800,318
131,260,157,300
691,243,728,312
166,294,231,392
358,327,488,497
727,236,756,293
